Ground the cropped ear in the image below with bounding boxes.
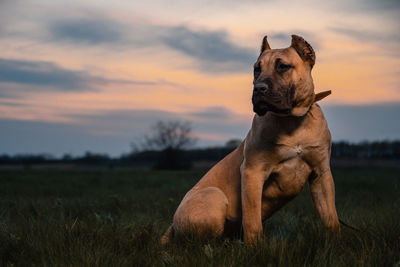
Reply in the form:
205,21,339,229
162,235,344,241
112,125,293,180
260,35,271,54
291,35,315,68
314,90,331,102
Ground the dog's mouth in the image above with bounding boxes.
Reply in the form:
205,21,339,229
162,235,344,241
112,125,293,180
253,101,268,116
252,84,294,116
253,100,292,116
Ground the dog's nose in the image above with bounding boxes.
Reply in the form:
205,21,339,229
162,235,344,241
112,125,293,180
254,83,268,94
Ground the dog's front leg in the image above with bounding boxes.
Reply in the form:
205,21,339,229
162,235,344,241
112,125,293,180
240,161,266,244
309,167,340,231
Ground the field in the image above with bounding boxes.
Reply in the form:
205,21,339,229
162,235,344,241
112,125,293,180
0,168,399,266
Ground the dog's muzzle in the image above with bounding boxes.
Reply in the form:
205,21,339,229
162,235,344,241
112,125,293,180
252,83,293,116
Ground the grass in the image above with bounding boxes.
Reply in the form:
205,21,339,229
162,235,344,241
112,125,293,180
0,168,399,266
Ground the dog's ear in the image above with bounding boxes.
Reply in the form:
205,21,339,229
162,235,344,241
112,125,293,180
290,35,315,68
260,35,271,54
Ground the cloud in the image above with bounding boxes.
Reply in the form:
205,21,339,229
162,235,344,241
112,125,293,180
329,27,400,56
70,107,250,142
0,100,25,107
344,0,400,12
0,58,97,91
184,106,250,140
323,103,400,141
45,17,256,73
330,27,400,44
0,118,125,156
0,58,172,96
187,106,232,120
71,109,180,138
161,26,255,72
48,18,123,45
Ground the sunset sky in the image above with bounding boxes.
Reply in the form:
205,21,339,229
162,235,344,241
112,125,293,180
1,0,399,156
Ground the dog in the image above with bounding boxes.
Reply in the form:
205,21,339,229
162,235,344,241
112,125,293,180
161,35,339,245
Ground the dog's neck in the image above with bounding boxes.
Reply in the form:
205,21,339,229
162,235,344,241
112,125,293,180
254,89,331,134
254,104,318,145
269,90,331,118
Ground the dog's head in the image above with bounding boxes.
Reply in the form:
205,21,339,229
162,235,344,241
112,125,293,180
252,35,327,117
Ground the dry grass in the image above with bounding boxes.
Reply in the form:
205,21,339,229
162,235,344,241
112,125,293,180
0,169,399,266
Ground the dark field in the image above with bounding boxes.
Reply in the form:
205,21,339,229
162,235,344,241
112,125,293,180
0,169,399,266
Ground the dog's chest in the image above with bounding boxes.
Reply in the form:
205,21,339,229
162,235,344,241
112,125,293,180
265,145,312,198
276,144,303,160
273,143,314,177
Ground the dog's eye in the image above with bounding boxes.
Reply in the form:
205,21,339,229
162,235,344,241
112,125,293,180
275,60,293,73
254,65,261,77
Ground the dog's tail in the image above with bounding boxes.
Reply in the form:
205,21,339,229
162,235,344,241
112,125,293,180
160,225,174,246
339,218,382,239
339,219,362,232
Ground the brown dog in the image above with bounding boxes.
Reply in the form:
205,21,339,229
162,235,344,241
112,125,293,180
161,35,339,245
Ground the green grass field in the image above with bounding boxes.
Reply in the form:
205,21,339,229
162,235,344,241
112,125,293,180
0,169,399,266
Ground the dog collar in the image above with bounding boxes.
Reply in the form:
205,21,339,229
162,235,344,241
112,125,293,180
314,90,331,103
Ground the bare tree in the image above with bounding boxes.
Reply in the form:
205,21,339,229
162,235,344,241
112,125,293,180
132,120,197,169
143,120,197,151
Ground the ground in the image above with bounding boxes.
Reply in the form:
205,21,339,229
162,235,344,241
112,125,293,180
0,168,399,266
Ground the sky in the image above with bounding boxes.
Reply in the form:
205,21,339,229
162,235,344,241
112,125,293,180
0,0,399,156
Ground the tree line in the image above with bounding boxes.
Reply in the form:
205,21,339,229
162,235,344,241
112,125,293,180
1,140,400,167
1,121,399,169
